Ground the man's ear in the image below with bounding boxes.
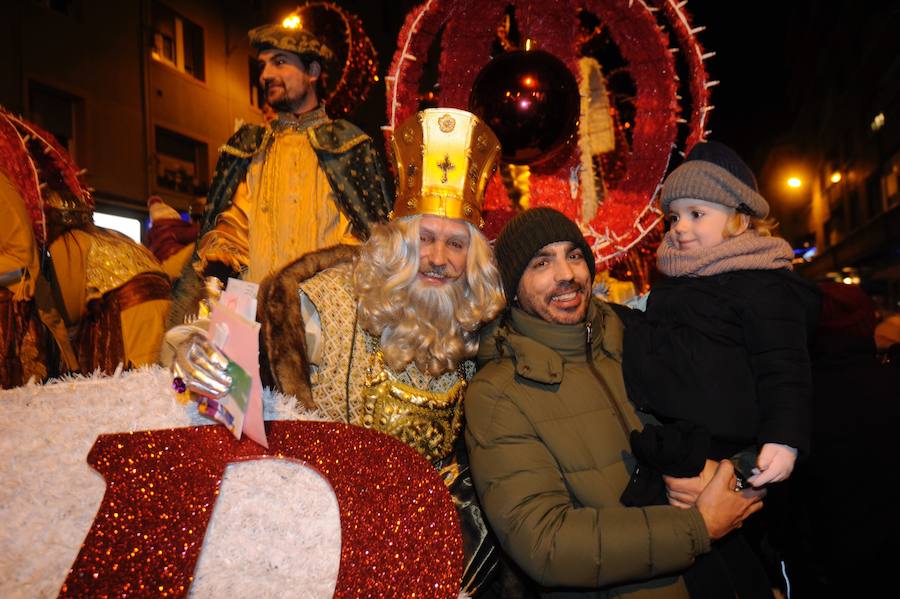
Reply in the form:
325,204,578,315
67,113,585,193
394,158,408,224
307,61,322,80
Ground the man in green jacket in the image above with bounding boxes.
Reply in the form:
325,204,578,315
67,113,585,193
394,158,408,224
465,207,764,598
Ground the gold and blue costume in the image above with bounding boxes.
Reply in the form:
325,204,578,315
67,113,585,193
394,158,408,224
167,108,391,327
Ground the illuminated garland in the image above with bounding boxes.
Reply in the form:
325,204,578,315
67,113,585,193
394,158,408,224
294,2,379,118
656,0,715,150
386,0,712,265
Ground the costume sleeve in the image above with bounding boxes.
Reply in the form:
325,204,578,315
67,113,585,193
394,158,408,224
742,277,813,454
47,231,90,325
0,172,40,300
194,181,250,276
465,377,710,588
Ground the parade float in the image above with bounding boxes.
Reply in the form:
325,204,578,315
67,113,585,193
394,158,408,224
0,1,714,596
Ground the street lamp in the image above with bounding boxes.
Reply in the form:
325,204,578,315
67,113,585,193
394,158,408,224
787,176,802,188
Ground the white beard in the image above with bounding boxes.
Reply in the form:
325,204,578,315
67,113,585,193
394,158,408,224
376,275,470,377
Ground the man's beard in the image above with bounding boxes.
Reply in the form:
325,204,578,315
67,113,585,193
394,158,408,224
408,276,464,323
375,275,472,377
266,83,306,113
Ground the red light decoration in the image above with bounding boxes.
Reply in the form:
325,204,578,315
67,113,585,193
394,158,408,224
294,2,380,118
385,0,712,268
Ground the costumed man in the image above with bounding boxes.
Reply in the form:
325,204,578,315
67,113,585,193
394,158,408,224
146,195,201,283
167,18,391,327
167,109,506,596
1,107,171,382
0,168,66,388
45,191,172,373
1,107,78,388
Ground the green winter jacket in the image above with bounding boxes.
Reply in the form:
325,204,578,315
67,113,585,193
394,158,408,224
465,299,710,598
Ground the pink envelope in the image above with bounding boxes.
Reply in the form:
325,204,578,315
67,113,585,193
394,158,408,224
208,303,268,448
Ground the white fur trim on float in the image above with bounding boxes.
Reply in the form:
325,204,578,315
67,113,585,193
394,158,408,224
0,366,342,598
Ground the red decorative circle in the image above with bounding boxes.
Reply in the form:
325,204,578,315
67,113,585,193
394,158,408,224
294,1,380,119
386,0,711,265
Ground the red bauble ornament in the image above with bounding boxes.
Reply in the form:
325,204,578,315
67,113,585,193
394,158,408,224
469,49,579,165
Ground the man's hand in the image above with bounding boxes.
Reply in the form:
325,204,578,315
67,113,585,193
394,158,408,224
746,443,797,487
695,460,765,541
171,332,232,400
664,459,718,508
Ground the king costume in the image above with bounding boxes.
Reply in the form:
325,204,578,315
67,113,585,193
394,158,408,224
257,108,503,595
167,22,391,327
2,107,170,384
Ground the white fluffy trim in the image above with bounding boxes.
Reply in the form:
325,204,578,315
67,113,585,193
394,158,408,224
0,366,342,598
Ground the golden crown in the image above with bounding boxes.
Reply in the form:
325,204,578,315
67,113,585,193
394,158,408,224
389,108,501,228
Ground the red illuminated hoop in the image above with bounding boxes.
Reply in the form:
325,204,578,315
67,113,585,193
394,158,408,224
385,0,712,265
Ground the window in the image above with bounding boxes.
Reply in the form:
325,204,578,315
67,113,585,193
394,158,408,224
249,55,265,109
151,2,205,82
865,172,883,219
824,211,845,247
94,212,142,243
155,126,208,196
883,153,900,209
28,82,82,161
846,187,862,231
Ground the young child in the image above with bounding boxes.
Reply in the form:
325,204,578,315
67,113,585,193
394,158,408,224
621,141,820,488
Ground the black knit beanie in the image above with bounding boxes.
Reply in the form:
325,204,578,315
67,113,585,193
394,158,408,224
660,140,769,218
494,207,596,301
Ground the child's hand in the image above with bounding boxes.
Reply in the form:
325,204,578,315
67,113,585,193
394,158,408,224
747,443,797,487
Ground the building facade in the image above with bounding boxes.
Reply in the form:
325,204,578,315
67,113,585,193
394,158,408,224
1,0,268,237
786,4,900,315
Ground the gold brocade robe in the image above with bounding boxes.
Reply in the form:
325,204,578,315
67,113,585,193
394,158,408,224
50,228,171,368
297,262,473,462
196,117,358,284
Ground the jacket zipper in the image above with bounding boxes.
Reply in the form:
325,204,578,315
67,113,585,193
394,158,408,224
585,320,631,435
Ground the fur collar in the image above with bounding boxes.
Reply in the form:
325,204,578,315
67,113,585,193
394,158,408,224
258,244,358,409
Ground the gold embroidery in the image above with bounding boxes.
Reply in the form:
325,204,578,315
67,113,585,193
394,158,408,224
85,231,164,301
388,108,500,227
300,265,367,424
438,113,456,133
307,130,370,154
219,129,273,159
300,266,473,455
362,349,466,462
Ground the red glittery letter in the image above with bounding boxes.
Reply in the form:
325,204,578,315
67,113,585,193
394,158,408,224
60,421,462,598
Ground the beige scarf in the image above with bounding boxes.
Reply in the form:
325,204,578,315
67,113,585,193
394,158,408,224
656,230,794,277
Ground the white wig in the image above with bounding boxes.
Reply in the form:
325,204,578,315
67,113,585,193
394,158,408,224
353,215,505,376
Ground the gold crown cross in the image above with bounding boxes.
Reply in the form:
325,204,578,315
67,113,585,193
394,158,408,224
437,154,455,184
